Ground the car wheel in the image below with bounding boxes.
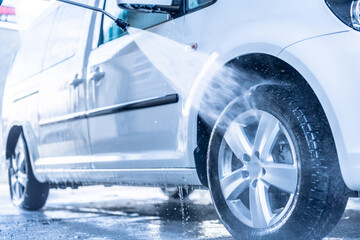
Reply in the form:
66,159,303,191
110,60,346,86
207,85,348,239
161,186,194,199
8,132,49,210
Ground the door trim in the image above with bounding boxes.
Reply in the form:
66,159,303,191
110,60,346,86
39,93,179,126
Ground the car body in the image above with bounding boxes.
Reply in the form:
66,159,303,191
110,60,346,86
2,0,360,238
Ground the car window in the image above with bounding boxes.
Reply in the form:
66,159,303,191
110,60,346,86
188,0,214,10
10,9,56,82
43,2,88,69
100,0,169,45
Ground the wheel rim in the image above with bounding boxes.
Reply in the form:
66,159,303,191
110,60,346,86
218,110,299,229
9,136,27,205
162,186,179,196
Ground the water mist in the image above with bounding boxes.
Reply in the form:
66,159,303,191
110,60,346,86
127,27,267,131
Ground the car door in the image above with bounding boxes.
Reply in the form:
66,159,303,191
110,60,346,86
37,1,95,172
87,0,184,171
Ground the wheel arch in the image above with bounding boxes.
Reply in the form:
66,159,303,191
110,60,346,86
5,124,23,160
194,52,346,189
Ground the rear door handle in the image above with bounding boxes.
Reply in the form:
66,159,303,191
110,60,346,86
90,66,105,84
69,73,83,88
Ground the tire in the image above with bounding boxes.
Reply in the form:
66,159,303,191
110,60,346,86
207,85,348,240
161,186,194,199
8,133,49,210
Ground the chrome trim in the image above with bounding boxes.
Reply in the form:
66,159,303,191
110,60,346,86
39,111,87,126
39,94,179,126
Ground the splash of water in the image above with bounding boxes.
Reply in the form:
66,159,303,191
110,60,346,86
127,27,265,129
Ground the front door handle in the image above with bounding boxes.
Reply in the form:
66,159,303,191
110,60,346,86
69,73,83,88
90,66,105,84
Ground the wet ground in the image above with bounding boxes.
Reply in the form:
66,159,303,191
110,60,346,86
0,183,360,240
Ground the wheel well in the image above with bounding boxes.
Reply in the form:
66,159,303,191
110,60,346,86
6,125,23,160
194,53,333,187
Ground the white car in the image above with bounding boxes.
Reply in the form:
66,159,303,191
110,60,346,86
2,0,360,239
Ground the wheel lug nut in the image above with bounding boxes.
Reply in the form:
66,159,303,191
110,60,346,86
243,154,251,162
242,171,249,178
254,151,260,159
262,168,266,175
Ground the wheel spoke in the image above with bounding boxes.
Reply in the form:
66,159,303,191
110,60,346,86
253,113,280,159
9,167,16,176
262,162,297,193
17,171,27,187
15,182,21,199
221,168,250,200
249,180,273,228
224,122,253,159
18,152,26,172
13,182,17,198
11,175,17,188
229,199,252,220
12,155,18,171
18,183,24,199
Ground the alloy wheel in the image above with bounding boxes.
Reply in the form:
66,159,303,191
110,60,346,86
218,109,300,229
9,137,28,206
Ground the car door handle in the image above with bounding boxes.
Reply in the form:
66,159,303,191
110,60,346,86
69,73,83,88
90,67,105,84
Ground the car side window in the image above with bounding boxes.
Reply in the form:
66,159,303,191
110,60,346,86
188,0,214,10
10,9,57,83
43,3,87,69
100,0,169,45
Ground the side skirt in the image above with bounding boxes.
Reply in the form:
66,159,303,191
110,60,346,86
35,168,203,186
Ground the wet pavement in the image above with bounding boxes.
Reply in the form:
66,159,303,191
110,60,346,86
0,183,360,240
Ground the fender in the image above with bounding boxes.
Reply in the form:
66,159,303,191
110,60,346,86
277,31,360,190
184,37,354,189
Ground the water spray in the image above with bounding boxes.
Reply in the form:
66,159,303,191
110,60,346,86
57,0,266,135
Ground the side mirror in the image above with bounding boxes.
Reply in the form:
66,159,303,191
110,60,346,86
117,0,181,14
